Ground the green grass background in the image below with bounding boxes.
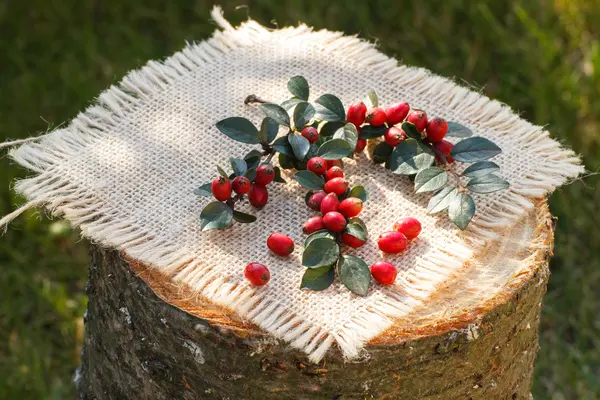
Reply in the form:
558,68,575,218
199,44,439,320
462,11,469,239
0,1,598,398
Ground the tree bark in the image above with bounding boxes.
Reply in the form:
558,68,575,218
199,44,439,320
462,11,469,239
77,239,550,400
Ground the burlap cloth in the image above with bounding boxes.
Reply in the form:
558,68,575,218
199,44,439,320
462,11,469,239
2,8,583,361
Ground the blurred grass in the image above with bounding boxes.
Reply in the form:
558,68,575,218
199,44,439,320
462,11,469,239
0,0,598,398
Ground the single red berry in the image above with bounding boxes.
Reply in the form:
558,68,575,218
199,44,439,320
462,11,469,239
341,233,367,249
255,164,275,186
324,177,349,196
406,110,428,132
307,191,327,211
325,166,344,181
326,159,342,169
377,231,408,254
393,217,422,240
426,117,448,142
232,176,251,195
301,126,319,144
366,107,387,126
323,211,347,233
370,261,398,285
346,101,367,128
355,138,367,153
320,192,339,215
384,127,406,147
248,184,268,208
211,176,232,201
244,262,270,286
385,102,410,125
307,157,327,175
267,233,295,256
434,140,455,164
303,216,325,234
339,197,363,218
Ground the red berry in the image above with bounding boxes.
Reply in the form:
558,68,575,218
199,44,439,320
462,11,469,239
255,164,275,186
355,138,367,153
384,127,406,147
370,261,398,285
307,157,327,175
326,159,342,169
303,216,325,234
301,127,319,144
248,184,268,208
426,117,448,142
346,101,367,128
323,211,347,233
267,233,295,256
324,177,349,196
307,191,327,211
434,140,455,164
393,217,422,240
341,233,367,248
377,231,408,254
339,197,363,218
366,107,387,126
406,110,428,132
320,193,339,214
244,262,270,286
232,176,251,195
385,102,410,125
325,166,344,181
211,176,232,201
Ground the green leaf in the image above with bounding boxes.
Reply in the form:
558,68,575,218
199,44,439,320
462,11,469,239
273,136,294,156
319,121,346,137
216,117,260,144
259,117,279,144
194,183,212,197
288,133,311,160
450,136,502,163
200,202,233,231
273,167,286,183
359,125,387,139
281,98,304,110
304,230,335,248
401,122,423,140
300,266,335,291
372,141,394,164
388,139,435,175
462,161,500,178
230,158,247,177
217,165,228,177
232,210,257,223
294,170,324,190
414,167,449,193
344,222,367,241
245,168,257,181
244,150,262,170
446,122,473,138
287,76,309,101
364,90,378,109
302,238,339,268
348,185,368,202
348,217,368,233
427,186,457,214
448,193,476,230
317,138,353,160
314,94,345,122
259,103,290,127
466,174,509,193
279,153,295,169
338,255,371,296
333,123,358,149
293,102,315,129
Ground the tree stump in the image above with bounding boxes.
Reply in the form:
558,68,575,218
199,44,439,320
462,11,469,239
76,200,553,400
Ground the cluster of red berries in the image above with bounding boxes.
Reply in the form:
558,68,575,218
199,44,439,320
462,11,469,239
211,163,275,208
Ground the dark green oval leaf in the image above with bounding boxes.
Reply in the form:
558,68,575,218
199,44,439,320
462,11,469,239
194,182,213,197
359,125,387,139
319,121,346,137
302,238,339,268
364,90,378,109
300,266,335,291
245,168,257,181
279,153,295,169
288,133,311,160
200,202,233,231
259,117,279,144
294,170,324,190
333,123,358,149
348,186,368,202
450,136,502,163
273,167,286,183
304,230,335,248
372,141,394,164
446,121,473,138
448,193,476,230
317,138,353,160
462,161,500,178
401,122,422,140
232,210,257,223
259,103,290,127
230,158,247,177
273,136,294,156
344,222,367,241
287,76,309,101
388,139,435,175
466,174,509,193
244,150,262,170
216,117,260,144
338,255,371,296
281,98,304,110
427,186,457,214
293,102,315,129
217,165,228,177
414,167,449,193
315,94,345,122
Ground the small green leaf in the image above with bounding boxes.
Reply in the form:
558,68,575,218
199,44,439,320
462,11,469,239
230,158,247,177
294,170,325,190
281,98,304,110
446,122,473,138
200,202,233,231
359,125,387,139
273,136,294,156
348,186,368,202
348,217,368,233
317,138,353,160
217,165,228,177
364,90,378,109
319,121,346,137
314,94,346,122
245,168,257,181
279,153,295,169
427,186,457,214
451,136,502,163
259,117,279,144
293,102,315,129
302,238,339,268
287,76,309,101
304,230,335,247
333,123,358,150
448,193,476,230
372,141,394,164
338,255,371,296
388,139,435,175
300,265,335,291
414,167,449,193
288,133,311,160
216,117,261,144
462,161,500,178
273,167,286,183
401,122,423,140
344,222,367,241
466,174,509,193
259,103,290,127
194,183,213,197
244,150,262,170
232,210,257,223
